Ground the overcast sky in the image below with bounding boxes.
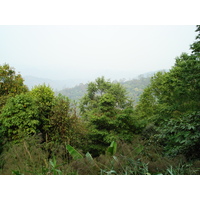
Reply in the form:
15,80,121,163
0,25,197,82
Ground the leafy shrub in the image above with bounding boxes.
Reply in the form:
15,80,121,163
48,95,87,149
30,84,55,141
0,93,39,142
157,111,200,159
0,135,48,175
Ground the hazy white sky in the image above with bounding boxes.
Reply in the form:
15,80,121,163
0,25,197,82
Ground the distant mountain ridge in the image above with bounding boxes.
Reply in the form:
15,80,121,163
58,74,152,103
24,69,167,90
23,76,87,91
23,69,168,103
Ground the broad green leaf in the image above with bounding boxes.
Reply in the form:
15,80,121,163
66,144,83,160
106,141,117,156
85,152,95,165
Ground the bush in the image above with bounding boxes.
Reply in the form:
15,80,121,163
0,135,48,175
157,111,200,159
0,93,39,142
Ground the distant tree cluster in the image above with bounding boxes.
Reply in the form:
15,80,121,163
58,76,151,104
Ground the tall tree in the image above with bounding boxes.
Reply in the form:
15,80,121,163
0,93,39,142
80,77,132,114
0,64,28,110
80,77,140,156
190,25,200,56
136,25,200,159
48,94,87,148
30,84,55,142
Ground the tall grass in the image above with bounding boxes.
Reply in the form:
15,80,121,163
0,136,200,175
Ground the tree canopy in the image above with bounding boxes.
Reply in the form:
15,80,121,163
136,25,200,158
79,77,141,156
0,64,28,110
0,93,39,142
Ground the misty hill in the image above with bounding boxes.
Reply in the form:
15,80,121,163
58,74,153,103
121,75,151,103
23,69,166,91
23,76,86,91
24,70,168,103
57,83,88,101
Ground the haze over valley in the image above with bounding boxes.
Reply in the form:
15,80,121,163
23,69,163,91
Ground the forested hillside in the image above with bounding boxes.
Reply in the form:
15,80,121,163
58,74,152,104
120,75,152,103
0,25,200,175
58,83,88,101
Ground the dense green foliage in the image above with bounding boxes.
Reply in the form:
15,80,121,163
157,111,200,159
136,25,200,159
0,84,87,153
190,25,200,55
79,77,141,156
30,85,55,142
48,94,87,149
0,26,200,175
0,93,39,142
0,64,28,110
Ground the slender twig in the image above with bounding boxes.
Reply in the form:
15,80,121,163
23,141,33,162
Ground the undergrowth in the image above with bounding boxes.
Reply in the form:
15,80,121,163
0,136,200,175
